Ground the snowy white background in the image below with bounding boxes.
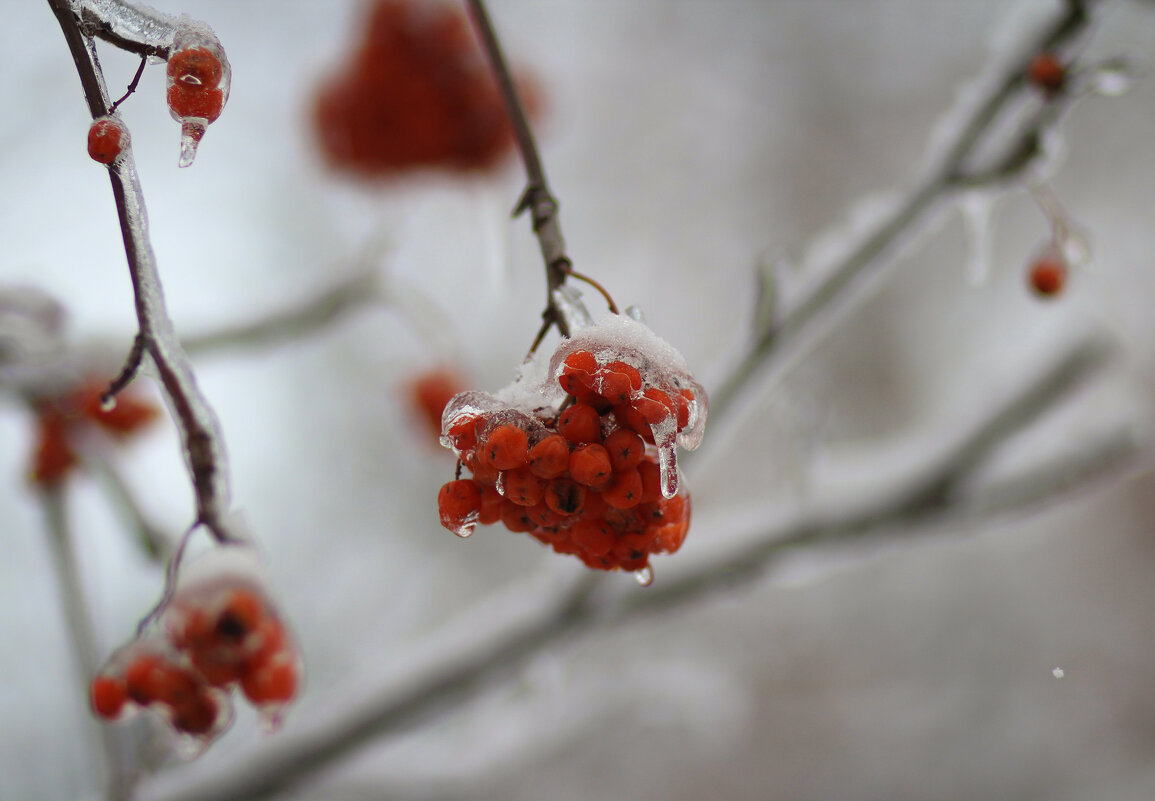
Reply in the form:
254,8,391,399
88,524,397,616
2,0,1155,799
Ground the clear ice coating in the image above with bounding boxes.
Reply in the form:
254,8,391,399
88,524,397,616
959,189,998,287
178,120,206,168
167,16,232,167
77,0,180,54
633,565,654,587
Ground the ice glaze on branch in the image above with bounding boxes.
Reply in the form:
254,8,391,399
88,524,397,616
77,0,178,59
467,0,575,345
46,0,235,542
711,0,1096,420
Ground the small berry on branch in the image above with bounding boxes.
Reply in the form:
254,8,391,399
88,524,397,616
1027,51,1067,96
1028,251,1067,298
87,116,128,165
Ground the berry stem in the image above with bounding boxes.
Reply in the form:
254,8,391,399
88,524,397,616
47,0,236,543
467,0,574,343
109,55,148,113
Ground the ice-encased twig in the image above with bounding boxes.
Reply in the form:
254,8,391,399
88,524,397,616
76,0,179,58
46,0,236,542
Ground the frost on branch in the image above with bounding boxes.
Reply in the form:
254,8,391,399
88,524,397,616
90,547,301,750
438,310,707,582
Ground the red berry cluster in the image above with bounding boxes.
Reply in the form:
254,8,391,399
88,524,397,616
87,117,128,165
313,0,541,176
90,559,299,746
30,378,159,486
437,318,706,579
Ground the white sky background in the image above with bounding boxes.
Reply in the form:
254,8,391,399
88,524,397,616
2,0,1155,799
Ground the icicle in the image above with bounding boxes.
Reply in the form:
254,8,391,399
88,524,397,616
653,418,680,499
552,284,595,333
959,190,998,287
178,119,206,168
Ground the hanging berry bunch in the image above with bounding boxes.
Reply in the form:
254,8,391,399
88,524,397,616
166,19,231,167
90,549,300,750
313,0,540,177
29,377,159,486
437,311,707,583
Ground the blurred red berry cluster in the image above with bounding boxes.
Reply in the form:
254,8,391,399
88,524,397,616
30,379,159,486
313,0,540,176
90,556,299,745
438,320,706,578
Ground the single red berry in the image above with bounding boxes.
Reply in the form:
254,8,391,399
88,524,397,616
167,84,225,123
544,477,586,516
446,413,481,451
633,388,674,426
527,434,571,479
569,443,613,487
558,403,602,444
171,692,220,735
603,429,645,472
408,368,465,442
1027,52,1066,95
597,361,642,405
438,479,482,531
240,658,297,706
602,467,643,510
480,423,529,470
90,675,128,719
571,518,616,558
87,118,126,165
501,467,547,507
1029,255,1066,298
30,410,77,486
168,47,224,90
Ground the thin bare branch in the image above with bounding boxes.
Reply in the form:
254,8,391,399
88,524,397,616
711,0,1095,419
47,0,236,543
181,271,380,357
467,0,573,342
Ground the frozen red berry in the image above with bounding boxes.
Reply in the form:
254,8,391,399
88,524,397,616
1027,52,1066,95
1029,254,1066,297
87,117,127,165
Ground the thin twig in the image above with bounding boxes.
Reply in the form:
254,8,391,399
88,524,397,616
467,0,574,344
109,55,148,113
710,0,1094,420
47,0,236,544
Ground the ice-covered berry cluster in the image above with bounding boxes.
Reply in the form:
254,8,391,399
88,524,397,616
437,314,706,580
89,550,299,750
165,18,231,167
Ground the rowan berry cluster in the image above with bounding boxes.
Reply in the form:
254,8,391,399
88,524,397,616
313,0,539,176
30,378,159,486
90,550,300,748
437,314,706,579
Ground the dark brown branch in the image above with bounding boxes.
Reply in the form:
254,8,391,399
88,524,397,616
46,0,235,544
467,0,573,343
